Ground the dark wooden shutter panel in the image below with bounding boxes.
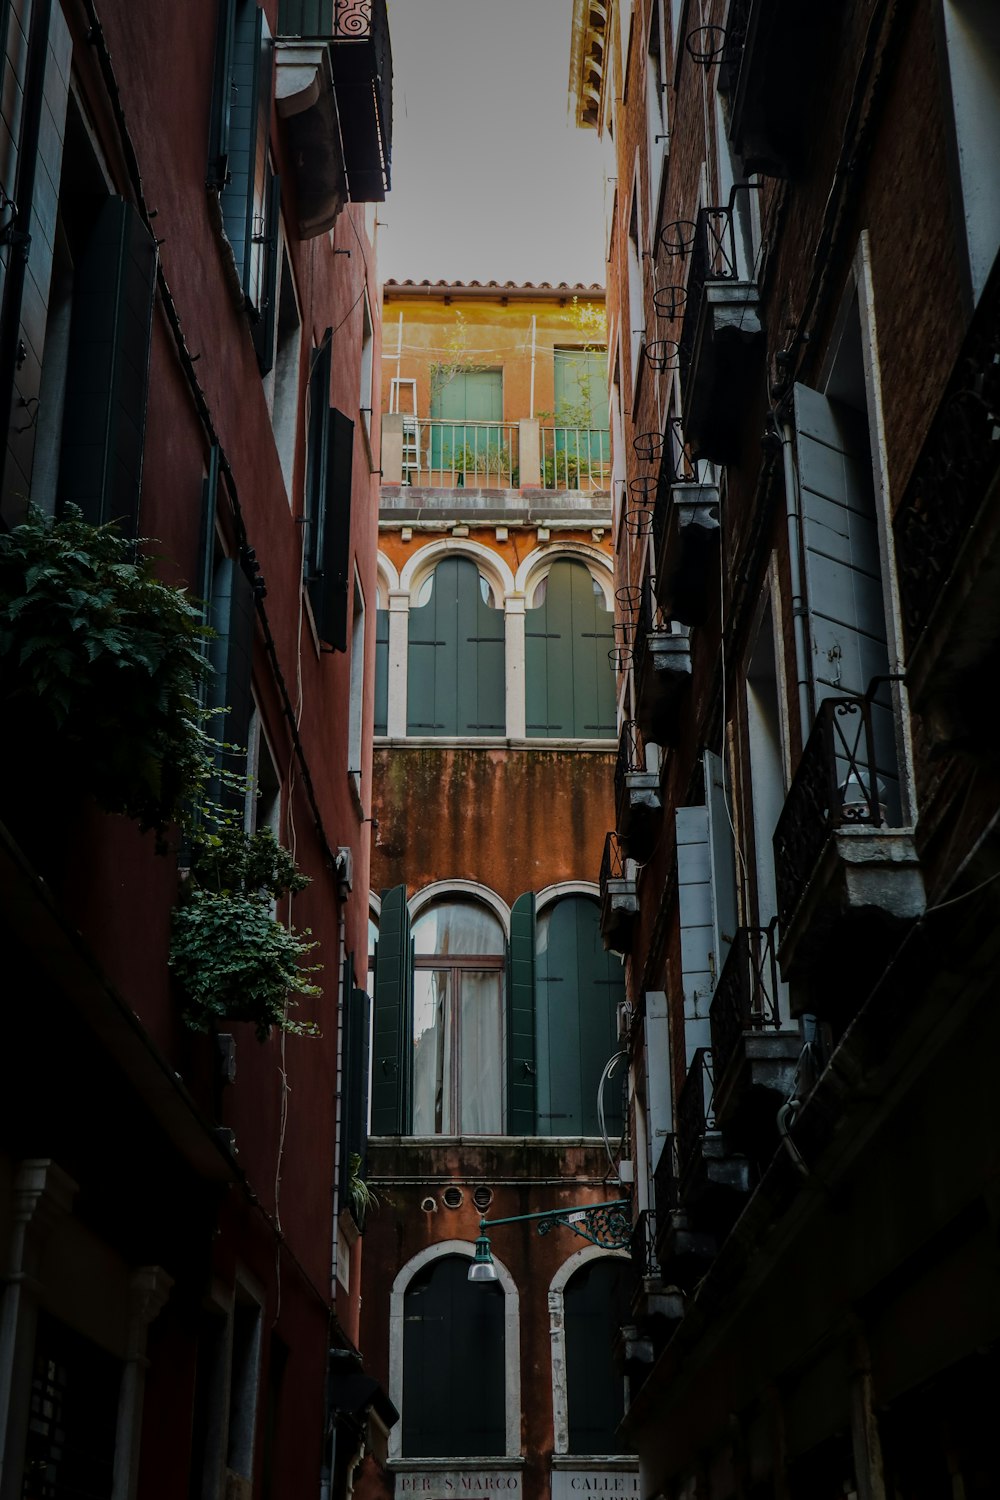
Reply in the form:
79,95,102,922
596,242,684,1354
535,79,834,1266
57,197,157,536
253,170,282,375
339,954,371,1191
403,1258,506,1458
198,445,221,616
507,891,536,1135
374,604,389,735
207,0,237,189
221,0,264,291
209,556,256,806
312,407,354,650
371,884,412,1134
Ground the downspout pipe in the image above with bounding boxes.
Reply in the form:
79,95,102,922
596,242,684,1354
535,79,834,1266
781,420,813,745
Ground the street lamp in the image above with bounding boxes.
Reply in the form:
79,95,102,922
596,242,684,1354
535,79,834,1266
467,1199,631,1282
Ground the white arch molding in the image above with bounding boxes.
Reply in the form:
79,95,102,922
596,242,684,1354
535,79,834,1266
398,536,516,606
408,880,512,938
547,1245,632,1458
514,542,615,610
375,552,400,602
388,1239,521,1461
535,881,601,913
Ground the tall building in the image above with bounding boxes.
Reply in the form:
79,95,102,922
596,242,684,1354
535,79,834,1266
0,1,393,1496
356,282,643,1500
573,0,1000,1494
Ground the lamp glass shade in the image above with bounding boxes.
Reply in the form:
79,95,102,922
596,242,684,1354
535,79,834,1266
468,1233,498,1283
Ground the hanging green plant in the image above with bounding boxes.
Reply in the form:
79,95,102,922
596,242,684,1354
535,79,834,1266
346,1152,379,1229
170,821,322,1042
0,505,212,836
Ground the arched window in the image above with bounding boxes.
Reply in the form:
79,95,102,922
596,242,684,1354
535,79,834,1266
407,557,505,736
535,896,624,1136
525,560,615,738
564,1258,635,1455
402,1254,506,1458
412,900,506,1134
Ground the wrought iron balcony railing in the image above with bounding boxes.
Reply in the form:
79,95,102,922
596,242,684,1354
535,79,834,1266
718,0,752,93
614,719,647,806
708,922,780,1090
677,1048,715,1186
629,1208,659,1279
772,694,885,930
600,829,628,890
893,251,1000,657
539,426,611,491
677,205,740,385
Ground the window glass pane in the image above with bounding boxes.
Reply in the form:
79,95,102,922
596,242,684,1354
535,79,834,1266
413,900,505,956
457,971,503,1133
413,969,452,1133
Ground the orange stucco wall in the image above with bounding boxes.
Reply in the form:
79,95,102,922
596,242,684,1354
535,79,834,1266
381,290,608,425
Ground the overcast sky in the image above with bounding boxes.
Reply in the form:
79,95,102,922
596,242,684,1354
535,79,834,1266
378,0,608,287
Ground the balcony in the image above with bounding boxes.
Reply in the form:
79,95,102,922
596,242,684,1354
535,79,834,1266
708,923,801,1149
599,832,638,953
773,694,925,1011
632,585,691,747
723,0,841,177
652,425,720,627
676,1049,751,1229
675,204,761,463
615,1211,684,1382
276,0,392,230
381,416,611,495
652,1141,718,1292
893,253,1000,758
614,720,661,863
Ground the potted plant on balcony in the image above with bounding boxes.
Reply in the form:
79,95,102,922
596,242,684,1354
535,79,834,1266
0,505,211,840
169,819,322,1041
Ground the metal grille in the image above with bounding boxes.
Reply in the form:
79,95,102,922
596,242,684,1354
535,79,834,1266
708,922,781,1088
678,206,739,386
772,694,885,930
893,252,1000,653
677,1048,715,1184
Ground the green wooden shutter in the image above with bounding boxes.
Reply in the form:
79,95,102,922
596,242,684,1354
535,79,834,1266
209,555,256,805
312,407,353,650
565,1260,635,1455
56,197,157,536
525,562,615,738
794,382,898,809
403,1257,506,1458
220,0,272,298
406,558,504,735
371,884,412,1134
198,445,222,616
207,0,237,189
537,897,622,1137
374,604,389,736
305,336,332,577
704,749,738,965
339,953,371,1190
252,169,282,375
676,805,714,1067
507,892,536,1135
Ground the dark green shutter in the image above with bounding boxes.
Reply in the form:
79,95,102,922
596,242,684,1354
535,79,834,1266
198,445,221,615
207,0,237,189
507,892,536,1135
565,1260,635,1455
374,605,389,736
406,558,504,735
403,1258,506,1458
371,885,412,1134
310,407,354,651
252,169,282,375
56,197,157,536
220,0,270,298
525,562,615,738
305,337,332,577
537,897,623,1137
209,556,256,804
339,952,371,1190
